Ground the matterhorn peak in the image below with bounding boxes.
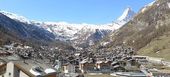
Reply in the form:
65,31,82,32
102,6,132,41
114,7,135,26
117,7,135,21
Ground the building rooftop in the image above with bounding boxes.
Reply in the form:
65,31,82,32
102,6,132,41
0,59,57,77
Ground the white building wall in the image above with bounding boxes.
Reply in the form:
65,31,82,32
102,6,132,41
20,71,29,77
5,62,14,77
148,57,163,64
5,62,19,77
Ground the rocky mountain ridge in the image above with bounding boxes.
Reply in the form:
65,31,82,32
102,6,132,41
0,8,136,47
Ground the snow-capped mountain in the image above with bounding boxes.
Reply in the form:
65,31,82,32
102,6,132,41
0,10,31,24
0,13,56,45
116,7,136,26
0,7,135,47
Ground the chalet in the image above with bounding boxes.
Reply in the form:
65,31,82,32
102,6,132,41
111,61,127,72
147,57,163,65
79,60,87,73
95,60,112,73
79,60,96,73
53,60,61,70
132,55,149,64
79,59,113,74
132,55,148,61
62,63,75,73
111,65,126,72
0,61,57,77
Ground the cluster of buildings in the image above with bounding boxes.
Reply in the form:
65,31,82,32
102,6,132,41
57,46,154,77
0,44,165,77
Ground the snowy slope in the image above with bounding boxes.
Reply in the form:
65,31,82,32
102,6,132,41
117,7,135,21
140,1,156,13
0,7,136,44
30,21,116,41
0,13,55,44
0,10,31,24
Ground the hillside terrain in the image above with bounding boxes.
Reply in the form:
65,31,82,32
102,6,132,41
94,0,170,61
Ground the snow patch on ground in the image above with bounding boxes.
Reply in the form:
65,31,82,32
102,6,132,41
141,7,147,13
141,1,156,13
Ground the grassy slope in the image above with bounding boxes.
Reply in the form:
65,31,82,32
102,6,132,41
138,31,170,61
136,0,170,60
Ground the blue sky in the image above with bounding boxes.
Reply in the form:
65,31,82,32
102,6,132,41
0,0,154,24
